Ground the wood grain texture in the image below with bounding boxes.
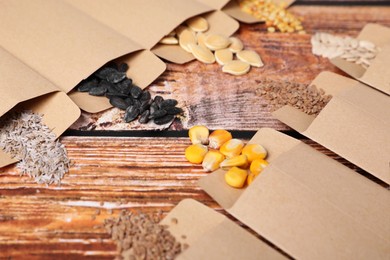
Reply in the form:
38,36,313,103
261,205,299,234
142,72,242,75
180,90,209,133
0,136,386,259
69,5,390,131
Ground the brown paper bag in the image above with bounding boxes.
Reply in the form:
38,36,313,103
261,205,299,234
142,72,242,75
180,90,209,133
199,128,390,259
161,199,287,260
331,23,390,95
273,71,390,184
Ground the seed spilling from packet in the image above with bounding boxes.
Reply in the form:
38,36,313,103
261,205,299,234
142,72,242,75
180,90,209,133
185,126,269,188
76,62,183,126
311,32,380,69
239,0,305,34
158,15,264,75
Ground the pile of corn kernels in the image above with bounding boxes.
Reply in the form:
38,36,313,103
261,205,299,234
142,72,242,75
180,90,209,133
185,125,269,188
239,0,305,34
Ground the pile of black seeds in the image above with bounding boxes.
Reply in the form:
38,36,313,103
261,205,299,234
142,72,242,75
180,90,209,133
257,80,332,116
104,210,182,260
0,111,70,185
76,63,183,125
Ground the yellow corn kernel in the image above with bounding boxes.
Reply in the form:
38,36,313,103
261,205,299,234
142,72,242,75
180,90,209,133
185,144,208,164
220,138,244,158
225,167,248,188
202,150,225,172
241,144,267,162
188,125,209,145
220,154,248,170
250,159,269,175
247,172,260,186
208,129,232,149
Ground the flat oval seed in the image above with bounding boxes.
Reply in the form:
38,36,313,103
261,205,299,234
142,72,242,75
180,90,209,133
179,29,197,53
215,48,233,65
205,34,230,51
237,50,264,67
228,37,244,53
186,16,209,32
222,60,251,76
159,36,178,45
191,44,215,64
197,32,207,48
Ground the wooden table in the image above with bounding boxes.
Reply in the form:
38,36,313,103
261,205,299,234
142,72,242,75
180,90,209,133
1,2,389,259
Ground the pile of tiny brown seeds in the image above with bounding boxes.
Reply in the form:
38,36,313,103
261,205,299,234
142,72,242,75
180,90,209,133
159,16,263,75
76,62,183,125
0,111,70,185
311,32,379,69
104,210,182,260
239,0,305,34
257,80,332,115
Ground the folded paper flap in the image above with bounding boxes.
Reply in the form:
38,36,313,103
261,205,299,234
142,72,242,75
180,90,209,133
305,96,390,184
0,47,58,118
199,128,301,209
0,91,80,168
163,199,286,260
161,199,225,246
264,143,390,241
357,23,390,47
196,0,230,10
222,0,264,24
66,0,213,50
152,44,195,64
272,106,316,133
0,0,142,94
359,44,390,95
330,57,366,79
203,10,240,36
231,165,390,259
311,71,356,96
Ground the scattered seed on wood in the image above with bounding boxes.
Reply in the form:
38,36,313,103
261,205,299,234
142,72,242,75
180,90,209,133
130,85,143,99
149,109,167,120
109,96,129,110
257,79,332,115
139,110,150,124
124,106,140,123
0,111,70,185
104,210,182,259
154,114,174,125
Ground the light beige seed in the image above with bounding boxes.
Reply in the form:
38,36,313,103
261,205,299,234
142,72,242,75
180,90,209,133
205,34,230,51
159,36,179,45
197,32,207,48
167,30,176,37
179,29,197,53
228,37,244,53
190,44,215,64
237,50,264,67
215,48,233,65
222,60,250,76
175,25,188,36
186,16,209,32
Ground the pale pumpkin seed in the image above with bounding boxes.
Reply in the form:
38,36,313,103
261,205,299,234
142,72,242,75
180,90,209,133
179,29,197,53
228,37,244,53
197,32,208,48
222,60,250,75
186,16,209,32
237,50,264,67
205,34,230,51
215,48,233,65
160,36,178,45
190,44,215,64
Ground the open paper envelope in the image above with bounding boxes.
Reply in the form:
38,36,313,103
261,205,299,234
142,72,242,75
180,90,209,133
331,23,390,95
273,71,390,184
0,47,80,168
199,128,390,260
160,199,287,260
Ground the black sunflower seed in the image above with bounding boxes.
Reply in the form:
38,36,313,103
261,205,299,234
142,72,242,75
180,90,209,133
153,95,164,106
130,85,143,99
124,106,140,123
140,99,152,114
166,107,183,115
105,92,128,98
138,110,150,124
116,78,132,95
133,99,141,109
160,99,178,109
77,78,98,92
140,91,151,102
154,114,174,125
107,71,126,84
149,102,158,115
149,109,167,119
89,86,107,96
125,97,134,106
109,96,129,110
118,63,129,73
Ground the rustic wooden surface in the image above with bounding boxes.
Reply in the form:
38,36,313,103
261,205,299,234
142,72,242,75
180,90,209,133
1,3,390,260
